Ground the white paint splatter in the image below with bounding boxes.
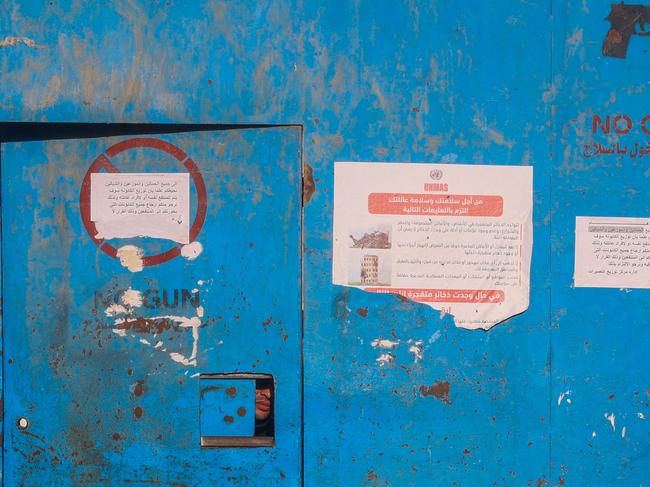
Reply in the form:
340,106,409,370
0,36,42,48
604,412,616,431
376,353,395,366
105,304,127,317
371,338,400,349
637,412,645,420
109,313,202,367
181,241,203,260
169,352,195,366
440,153,458,163
408,342,424,362
621,426,626,438
121,288,143,308
143,315,203,367
197,280,204,286
557,390,571,406
592,431,597,438
190,372,200,378
192,288,199,293
117,245,144,272
196,306,204,318
428,330,442,344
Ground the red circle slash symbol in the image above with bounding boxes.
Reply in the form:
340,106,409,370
79,137,207,266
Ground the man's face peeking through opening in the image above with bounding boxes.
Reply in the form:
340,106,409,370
255,379,273,421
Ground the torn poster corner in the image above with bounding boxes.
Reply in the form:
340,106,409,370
331,162,533,331
91,173,190,244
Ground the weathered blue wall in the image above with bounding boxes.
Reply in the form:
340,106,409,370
1,0,648,485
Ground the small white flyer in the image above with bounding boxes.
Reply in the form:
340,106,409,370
574,216,650,289
332,162,533,330
91,173,190,244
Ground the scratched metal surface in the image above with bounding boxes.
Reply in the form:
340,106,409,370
1,128,302,485
549,2,650,485
0,0,648,485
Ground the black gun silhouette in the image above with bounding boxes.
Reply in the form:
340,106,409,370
603,2,650,58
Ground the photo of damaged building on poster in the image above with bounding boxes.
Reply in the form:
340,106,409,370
349,224,391,249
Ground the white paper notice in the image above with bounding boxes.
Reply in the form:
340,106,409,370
91,173,190,244
574,216,650,289
332,162,533,330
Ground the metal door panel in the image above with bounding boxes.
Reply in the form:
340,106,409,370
1,127,302,485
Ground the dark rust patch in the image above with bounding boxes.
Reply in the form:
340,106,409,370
393,293,410,303
303,163,316,204
262,316,272,326
420,381,452,404
224,415,234,423
225,387,237,397
117,317,184,334
134,406,143,419
356,307,368,317
367,471,379,480
237,407,247,417
112,433,123,441
134,382,144,397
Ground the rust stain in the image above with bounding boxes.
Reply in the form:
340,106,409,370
462,449,470,455
117,317,184,334
111,433,123,441
303,163,316,204
134,406,143,419
367,471,379,480
420,381,452,404
134,382,144,397
224,415,234,424
262,316,273,326
0,36,43,48
393,293,410,303
356,307,369,317
237,407,247,417
225,387,237,397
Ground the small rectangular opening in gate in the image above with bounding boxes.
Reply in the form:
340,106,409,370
199,373,275,448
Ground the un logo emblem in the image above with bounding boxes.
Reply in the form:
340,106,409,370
429,169,443,180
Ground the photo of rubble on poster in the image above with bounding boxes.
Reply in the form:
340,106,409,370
332,162,533,330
